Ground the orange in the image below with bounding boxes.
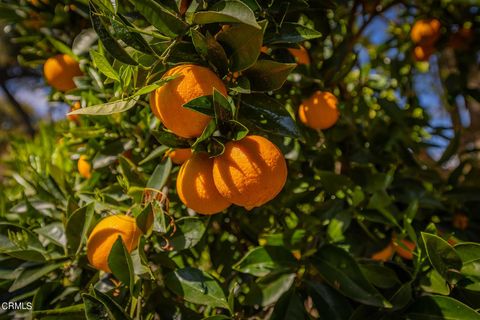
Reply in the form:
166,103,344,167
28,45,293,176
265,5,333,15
413,45,434,62
167,148,192,165
371,243,394,262
393,238,416,260
67,102,81,122
43,54,82,92
86,215,143,273
150,64,227,138
78,155,92,179
410,19,441,46
212,135,288,209
260,46,269,54
288,46,310,65
176,153,231,215
453,212,469,230
298,91,339,130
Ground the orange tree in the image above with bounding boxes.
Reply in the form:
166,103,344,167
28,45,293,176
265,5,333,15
1,0,480,319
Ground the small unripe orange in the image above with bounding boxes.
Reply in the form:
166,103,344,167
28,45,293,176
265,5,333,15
67,102,81,122
78,155,92,179
413,45,435,62
298,91,339,130
43,54,82,92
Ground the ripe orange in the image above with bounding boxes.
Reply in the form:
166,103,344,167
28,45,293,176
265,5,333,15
288,46,310,65
212,135,288,210
413,45,435,62
78,155,92,179
410,19,441,46
167,148,192,165
176,153,231,215
393,238,416,260
371,243,394,262
43,54,82,92
86,215,143,273
453,212,469,230
67,102,81,122
298,91,339,130
150,64,227,138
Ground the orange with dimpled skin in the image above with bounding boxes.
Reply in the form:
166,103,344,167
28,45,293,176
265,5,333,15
298,91,340,130
43,54,82,92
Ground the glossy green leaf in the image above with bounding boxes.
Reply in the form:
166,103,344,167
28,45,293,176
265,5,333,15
244,272,296,307
240,94,300,138
90,50,120,81
152,130,191,148
68,98,139,116
165,267,229,309
243,60,296,92
407,295,480,320
65,203,95,255
309,282,353,320
108,236,135,291
130,0,187,38
193,0,261,29
312,245,391,308
146,158,172,190
183,95,215,116
422,232,462,281
233,246,298,277
169,217,207,251
34,222,66,248
264,23,322,44
270,289,306,320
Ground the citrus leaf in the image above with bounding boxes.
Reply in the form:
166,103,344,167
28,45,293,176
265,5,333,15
146,158,172,190
9,262,65,292
311,245,392,308
68,97,138,116
108,236,135,292
243,60,296,92
264,22,322,44
270,289,306,320
193,0,261,30
169,217,207,251
244,272,296,307
233,246,298,277
129,0,187,38
165,267,229,309
421,232,462,282
407,295,480,320
90,50,120,81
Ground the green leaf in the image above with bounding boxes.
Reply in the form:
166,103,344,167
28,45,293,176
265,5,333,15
421,232,462,281
407,295,480,320
90,50,120,81
111,15,153,54
90,4,137,65
419,269,450,295
66,203,95,255
192,119,217,148
213,88,234,122
240,94,300,138
245,272,296,307
270,289,306,320
243,60,296,92
233,246,298,277
68,98,138,116
183,95,215,116
152,130,191,148
147,159,172,190
9,262,64,292
312,245,391,308
193,0,261,30
108,236,135,292
83,294,109,320
134,203,153,235
308,282,352,320
165,267,229,309
130,0,187,38
205,32,229,75
216,22,264,71
264,23,322,44
34,222,66,248
359,263,400,289
46,36,76,58
169,217,207,251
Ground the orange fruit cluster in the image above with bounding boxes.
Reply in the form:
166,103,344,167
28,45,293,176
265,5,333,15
86,215,144,273
44,54,83,92
411,19,441,62
176,135,288,215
